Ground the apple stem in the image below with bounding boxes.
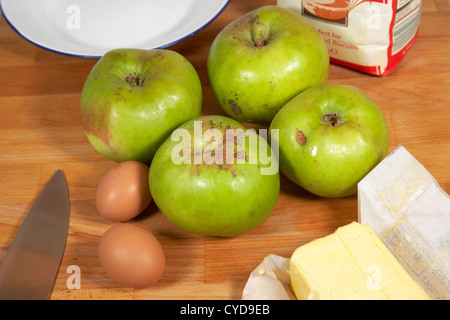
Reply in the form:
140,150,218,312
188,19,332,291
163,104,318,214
254,39,266,48
249,16,267,48
322,112,344,127
124,72,145,87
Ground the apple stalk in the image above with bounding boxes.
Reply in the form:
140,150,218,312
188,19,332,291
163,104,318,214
250,18,268,48
322,112,345,127
124,72,145,87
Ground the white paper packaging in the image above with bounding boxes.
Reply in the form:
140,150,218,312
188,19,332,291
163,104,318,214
277,0,422,76
358,145,450,300
242,254,295,300
242,145,448,300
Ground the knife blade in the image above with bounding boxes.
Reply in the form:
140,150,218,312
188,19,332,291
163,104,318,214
0,170,70,300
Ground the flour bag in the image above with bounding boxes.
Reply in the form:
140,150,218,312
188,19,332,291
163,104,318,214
278,0,422,76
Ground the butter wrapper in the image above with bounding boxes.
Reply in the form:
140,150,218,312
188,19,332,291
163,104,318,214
242,254,295,300
358,145,450,300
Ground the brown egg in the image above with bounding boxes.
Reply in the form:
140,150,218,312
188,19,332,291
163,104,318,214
96,161,152,222
98,223,165,288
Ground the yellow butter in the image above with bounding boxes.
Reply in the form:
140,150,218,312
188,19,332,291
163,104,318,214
290,222,430,300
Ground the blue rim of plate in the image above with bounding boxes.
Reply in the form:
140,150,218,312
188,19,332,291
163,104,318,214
0,0,230,59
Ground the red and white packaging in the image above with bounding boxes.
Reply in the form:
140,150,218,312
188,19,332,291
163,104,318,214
278,0,422,76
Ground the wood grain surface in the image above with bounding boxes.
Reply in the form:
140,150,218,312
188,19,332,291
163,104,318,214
0,0,449,300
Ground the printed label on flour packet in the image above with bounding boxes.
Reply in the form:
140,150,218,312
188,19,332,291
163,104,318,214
278,0,422,76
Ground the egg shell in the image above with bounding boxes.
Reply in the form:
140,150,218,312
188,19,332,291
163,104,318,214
98,223,165,288
96,161,152,222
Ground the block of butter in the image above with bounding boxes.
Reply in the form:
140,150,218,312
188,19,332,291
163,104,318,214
290,222,430,300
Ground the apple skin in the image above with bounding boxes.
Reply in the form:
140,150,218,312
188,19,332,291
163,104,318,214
81,48,202,163
207,5,329,125
149,115,280,237
269,83,389,198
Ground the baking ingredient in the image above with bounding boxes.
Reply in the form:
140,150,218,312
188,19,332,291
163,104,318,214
278,0,421,76
81,48,202,163
98,223,165,288
96,161,152,222
149,115,280,237
269,83,389,197
290,222,430,299
207,5,329,125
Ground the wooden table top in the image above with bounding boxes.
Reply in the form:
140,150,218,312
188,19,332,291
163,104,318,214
0,0,449,300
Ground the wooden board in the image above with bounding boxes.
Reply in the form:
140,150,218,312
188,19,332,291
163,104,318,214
0,0,449,300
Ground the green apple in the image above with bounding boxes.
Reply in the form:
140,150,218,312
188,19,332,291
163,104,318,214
149,115,280,237
81,48,202,163
269,83,389,198
207,5,329,125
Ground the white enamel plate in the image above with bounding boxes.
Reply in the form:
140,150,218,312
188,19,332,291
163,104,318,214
0,0,229,58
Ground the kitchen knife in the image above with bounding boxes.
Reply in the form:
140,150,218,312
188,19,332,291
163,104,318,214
0,170,70,300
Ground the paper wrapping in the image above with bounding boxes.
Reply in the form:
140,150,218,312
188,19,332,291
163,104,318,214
358,145,450,300
242,254,295,300
242,145,449,300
